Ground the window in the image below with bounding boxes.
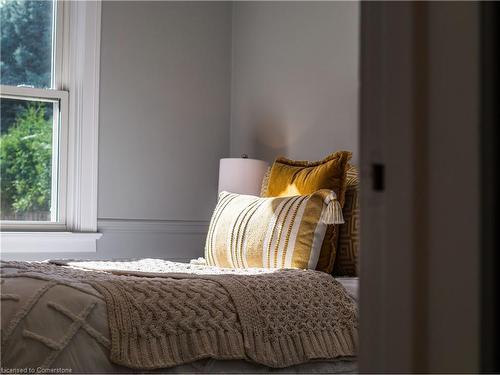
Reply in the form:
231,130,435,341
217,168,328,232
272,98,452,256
1,0,102,252
0,91,68,225
1,0,66,227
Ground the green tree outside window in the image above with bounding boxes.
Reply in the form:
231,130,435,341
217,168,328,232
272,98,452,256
1,0,55,220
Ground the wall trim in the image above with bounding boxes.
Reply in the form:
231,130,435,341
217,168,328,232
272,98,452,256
97,219,210,234
1,232,102,253
61,0,102,232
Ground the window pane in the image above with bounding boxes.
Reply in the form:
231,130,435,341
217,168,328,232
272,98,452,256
0,0,55,88
0,97,58,221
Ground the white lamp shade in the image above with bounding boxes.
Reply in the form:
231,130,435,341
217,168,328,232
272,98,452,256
218,158,269,196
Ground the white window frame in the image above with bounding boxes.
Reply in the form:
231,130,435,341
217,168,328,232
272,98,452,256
1,0,103,252
0,85,69,231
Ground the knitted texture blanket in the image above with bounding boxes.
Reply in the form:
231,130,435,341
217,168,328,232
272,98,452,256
1,259,358,369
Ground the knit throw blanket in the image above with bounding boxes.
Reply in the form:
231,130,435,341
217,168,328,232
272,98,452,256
2,259,358,369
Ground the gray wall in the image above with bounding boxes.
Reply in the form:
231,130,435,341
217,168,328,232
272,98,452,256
99,1,231,222
230,1,359,163
97,1,232,261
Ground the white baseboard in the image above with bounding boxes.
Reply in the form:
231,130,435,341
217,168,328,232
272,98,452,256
96,218,209,262
0,232,102,253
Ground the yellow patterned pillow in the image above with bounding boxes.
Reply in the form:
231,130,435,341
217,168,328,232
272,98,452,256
333,165,360,276
205,190,343,270
262,151,352,273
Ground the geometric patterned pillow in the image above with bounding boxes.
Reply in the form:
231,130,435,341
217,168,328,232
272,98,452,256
333,165,360,276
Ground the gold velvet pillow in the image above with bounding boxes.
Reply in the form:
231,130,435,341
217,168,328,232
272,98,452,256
333,165,360,276
260,167,271,197
263,151,352,273
205,190,343,270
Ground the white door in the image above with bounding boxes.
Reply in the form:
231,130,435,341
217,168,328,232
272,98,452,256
359,2,481,372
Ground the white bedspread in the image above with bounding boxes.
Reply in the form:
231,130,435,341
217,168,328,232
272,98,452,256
0,260,358,373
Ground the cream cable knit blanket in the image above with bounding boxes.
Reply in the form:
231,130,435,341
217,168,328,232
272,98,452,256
1,259,358,369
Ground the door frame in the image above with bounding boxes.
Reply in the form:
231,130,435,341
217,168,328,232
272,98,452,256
359,2,482,372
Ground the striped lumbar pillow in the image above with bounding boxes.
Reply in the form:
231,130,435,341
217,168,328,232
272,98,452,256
205,189,343,270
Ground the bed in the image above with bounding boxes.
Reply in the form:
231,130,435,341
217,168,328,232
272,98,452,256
0,259,358,373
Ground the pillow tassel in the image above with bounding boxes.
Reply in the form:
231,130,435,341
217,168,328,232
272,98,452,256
323,198,344,224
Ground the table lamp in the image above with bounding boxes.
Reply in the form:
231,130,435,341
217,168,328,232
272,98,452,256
218,155,269,196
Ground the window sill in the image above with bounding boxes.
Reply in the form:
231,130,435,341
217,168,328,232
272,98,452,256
0,232,102,253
